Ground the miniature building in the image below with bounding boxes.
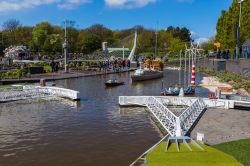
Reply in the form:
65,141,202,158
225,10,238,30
108,48,131,59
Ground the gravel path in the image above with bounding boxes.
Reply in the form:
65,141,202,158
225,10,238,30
191,108,250,145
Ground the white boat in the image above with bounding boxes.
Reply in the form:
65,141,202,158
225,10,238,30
131,68,163,81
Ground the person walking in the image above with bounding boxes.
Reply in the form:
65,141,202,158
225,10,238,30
127,59,131,69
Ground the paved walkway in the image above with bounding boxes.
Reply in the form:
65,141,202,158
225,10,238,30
0,69,135,85
191,108,250,145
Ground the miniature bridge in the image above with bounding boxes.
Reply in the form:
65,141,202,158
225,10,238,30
119,96,242,137
0,86,80,102
120,96,207,137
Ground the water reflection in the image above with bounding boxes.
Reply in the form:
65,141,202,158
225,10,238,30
0,70,208,166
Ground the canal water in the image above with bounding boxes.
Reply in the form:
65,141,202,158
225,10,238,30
0,70,208,166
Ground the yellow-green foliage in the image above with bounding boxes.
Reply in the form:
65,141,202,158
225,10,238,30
147,142,243,166
43,65,52,73
28,62,45,67
2,69,27,79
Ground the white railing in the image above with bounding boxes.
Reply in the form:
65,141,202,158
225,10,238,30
119,96,208,137
37,87,79,100
179,98,206,135
0,88,50,102
0,86,80,102
203,98,234,109
146,96,178,136
118,96,250,137
156,96,197,106
119,96,148,106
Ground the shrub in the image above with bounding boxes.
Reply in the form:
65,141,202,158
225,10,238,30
43,65,52,73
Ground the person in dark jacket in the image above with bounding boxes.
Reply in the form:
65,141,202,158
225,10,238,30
225,50,230,59
217,50,221,59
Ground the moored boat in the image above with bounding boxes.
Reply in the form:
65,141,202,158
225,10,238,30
160,87,180,96
131,68,163,81
105,80,124,86
161,86,195,96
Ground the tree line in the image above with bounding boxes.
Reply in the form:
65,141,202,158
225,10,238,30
215,0,250,50
0,19,192,57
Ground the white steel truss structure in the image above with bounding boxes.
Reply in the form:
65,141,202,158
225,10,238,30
146,96,178,136
149,97,206,137
119,96,207,137
178,98,206,135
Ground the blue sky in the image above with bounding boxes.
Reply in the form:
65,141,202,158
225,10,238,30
0,0,232,40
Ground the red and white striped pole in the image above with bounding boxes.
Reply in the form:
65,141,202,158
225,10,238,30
191,64,196,85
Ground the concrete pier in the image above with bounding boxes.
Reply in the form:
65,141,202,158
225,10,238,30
0,86,80,102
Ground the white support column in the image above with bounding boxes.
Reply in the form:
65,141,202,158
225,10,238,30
175,117,182,137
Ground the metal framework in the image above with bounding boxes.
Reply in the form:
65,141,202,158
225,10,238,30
119,96,207,137
179,98,206,135
146,96,206,136
184,43,204,85
146,96,178,136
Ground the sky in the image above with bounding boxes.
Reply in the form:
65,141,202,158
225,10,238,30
0,0,233,42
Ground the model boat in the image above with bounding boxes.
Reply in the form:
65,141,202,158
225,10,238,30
161,86,195,96
131,68,163,81
160,87,180,96
105,80,124,86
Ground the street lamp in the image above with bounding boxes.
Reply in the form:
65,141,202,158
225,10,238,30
63,20,69,73
236,0,244,59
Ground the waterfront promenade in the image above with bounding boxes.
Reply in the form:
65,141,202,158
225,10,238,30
0,68,135,85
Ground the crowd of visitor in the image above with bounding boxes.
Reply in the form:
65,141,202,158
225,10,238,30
98,59,131,72
217,50,230,59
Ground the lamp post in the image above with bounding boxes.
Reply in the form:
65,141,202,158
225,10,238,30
63,20,69,73
154,22,159,59
236,0,244,60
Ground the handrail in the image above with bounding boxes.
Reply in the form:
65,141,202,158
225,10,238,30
179,98,201,119
0,86,79,102
151,97,178,118
147,96,177,136
129,134,169,166
179,98,206,135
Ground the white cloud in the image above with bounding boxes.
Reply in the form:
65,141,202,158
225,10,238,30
0,0,193,14
191,31,209,45
194,37,209,45
0,0,91,14
104,0,157,9
0,0,57,13
190,31,199,40
57,0,91,9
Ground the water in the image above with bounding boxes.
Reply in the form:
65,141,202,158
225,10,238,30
0,70,208,166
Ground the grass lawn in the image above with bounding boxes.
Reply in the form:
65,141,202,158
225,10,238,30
146,141,243,166
213,139,250,166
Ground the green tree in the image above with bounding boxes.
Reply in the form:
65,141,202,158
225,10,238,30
167,26,191,42
216,0,250,49
43,34,62,52
80,34,101,54
1,19,22,45
201,37,216,51
32,22,54,52
14,26,33,46
86,24,114,44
